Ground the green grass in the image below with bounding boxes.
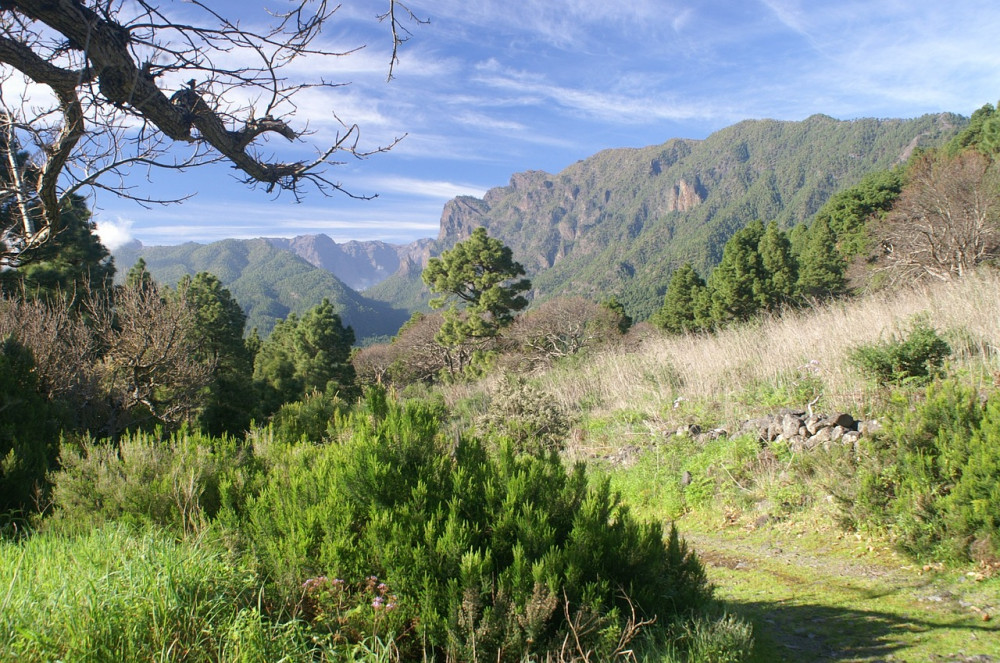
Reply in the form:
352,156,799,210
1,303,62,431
0,524,314,662
680,517,1000,663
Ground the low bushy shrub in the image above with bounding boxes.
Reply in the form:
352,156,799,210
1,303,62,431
269,389,348,443
242,387,712,661
477,374,571,455
51,429,258,535
847,380,1000,562
849,318,951,385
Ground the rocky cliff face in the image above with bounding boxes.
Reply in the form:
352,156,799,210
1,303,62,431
402,113,963,318
266,234,415,291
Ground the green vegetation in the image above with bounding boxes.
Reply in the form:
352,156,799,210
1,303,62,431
8,105,1000,662
849,318,952,386
115,238,410,341
846,379,1000,563
370,113,964,321
254,297,357,415
423,227,531,376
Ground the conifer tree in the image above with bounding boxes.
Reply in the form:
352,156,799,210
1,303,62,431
758,221,798,306
125,257,155,292
653,263,707,333
797,216,845,298
707,220,769,323
254,298,355,414
177,272,255,435
422,228,530,376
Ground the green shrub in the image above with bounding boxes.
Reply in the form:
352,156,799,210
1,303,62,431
270,389,349,443
849,318,951,385
50,429,258,535
477,374,570,455
848,380,1000,562
0,336,61,517
242,387,712,661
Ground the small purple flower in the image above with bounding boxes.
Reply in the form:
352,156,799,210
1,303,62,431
372,596,385,609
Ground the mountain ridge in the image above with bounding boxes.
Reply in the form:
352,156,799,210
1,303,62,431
115,111,967,336
366,112,965,318
113,238,410,341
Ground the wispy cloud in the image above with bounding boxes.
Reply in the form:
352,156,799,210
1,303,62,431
472,63,719,124
758,0,810,37
365,176,488,199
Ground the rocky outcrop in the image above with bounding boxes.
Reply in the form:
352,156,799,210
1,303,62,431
738,410,880,452
675,409,881,453
669,178,705,212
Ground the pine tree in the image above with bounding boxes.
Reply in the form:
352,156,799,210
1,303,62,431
797,216,845,298
758,221,798,306
253,298,356,414
708,220,768,323
125,257,155,292
177,272,254,435
653,263,707,333
422,228,530,376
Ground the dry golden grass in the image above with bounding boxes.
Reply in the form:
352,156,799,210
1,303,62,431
451,270,1000,429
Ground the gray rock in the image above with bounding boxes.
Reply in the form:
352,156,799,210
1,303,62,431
810,427,833,444
805,415,827,435
782,413,803,439
858,419,882,436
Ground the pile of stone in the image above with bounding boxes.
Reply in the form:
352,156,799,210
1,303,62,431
742,410,882,451
675,410,881,452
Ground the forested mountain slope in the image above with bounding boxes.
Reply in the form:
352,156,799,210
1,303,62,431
368,113,964,318
114,239,409,340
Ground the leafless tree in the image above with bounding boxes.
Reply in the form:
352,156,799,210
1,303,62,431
0,1,421,266
0,291,101,414
87,281,213,434
506,297,624,369
351,340,397,387
352,311,460,386
879,150,1000,282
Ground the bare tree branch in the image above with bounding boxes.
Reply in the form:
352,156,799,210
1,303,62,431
877,150,1000,283
0,0,422,265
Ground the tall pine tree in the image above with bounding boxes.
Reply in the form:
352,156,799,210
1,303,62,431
653,263,707,333
797,216,845,298
708,220,769,323
758,221,798,307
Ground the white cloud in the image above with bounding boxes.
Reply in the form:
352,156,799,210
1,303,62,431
473,66,716,124
95,217,135,250
453,111,526,132
366,176,487,199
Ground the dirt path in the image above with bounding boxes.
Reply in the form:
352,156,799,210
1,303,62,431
681,521,1000,662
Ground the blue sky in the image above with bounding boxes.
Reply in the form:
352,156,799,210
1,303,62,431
93,0,1000,249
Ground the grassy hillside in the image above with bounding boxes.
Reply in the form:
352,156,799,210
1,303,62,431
115,239,410,340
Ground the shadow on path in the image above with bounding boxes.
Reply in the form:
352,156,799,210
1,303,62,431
728,597,998,662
